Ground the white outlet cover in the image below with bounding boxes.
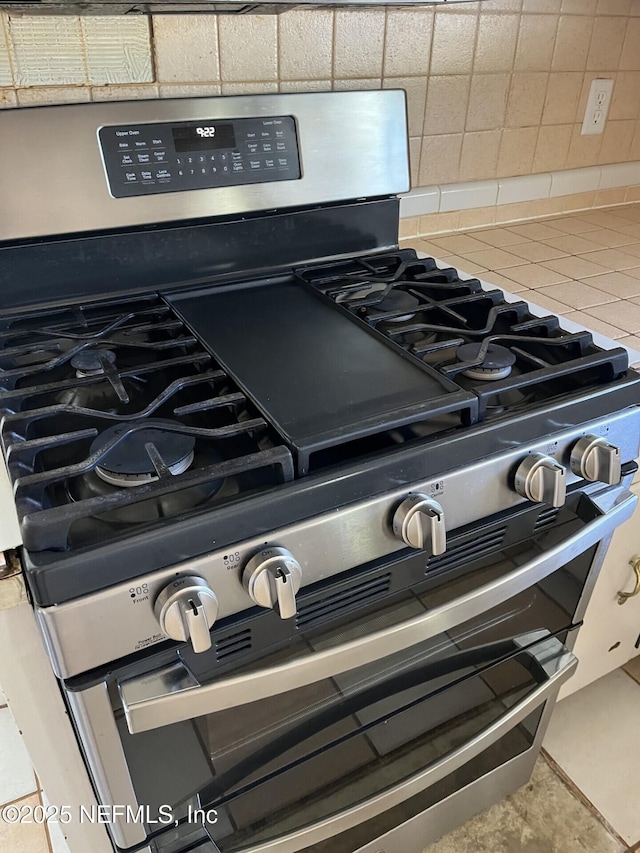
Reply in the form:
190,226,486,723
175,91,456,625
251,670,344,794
581,78,614,136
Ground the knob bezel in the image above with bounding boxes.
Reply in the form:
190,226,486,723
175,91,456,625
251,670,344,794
392,493,446,553
514,453,566,507
570,434,621,485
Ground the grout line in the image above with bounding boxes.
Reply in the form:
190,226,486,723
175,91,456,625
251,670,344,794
541,749,630,850
621,664,640,688
35,785,55,853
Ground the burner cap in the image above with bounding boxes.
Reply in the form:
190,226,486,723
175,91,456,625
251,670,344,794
457,343,516,381
71,349,117,377
93,419,195,487
370,289,421,322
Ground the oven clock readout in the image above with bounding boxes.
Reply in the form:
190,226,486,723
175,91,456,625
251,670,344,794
196,127,216,137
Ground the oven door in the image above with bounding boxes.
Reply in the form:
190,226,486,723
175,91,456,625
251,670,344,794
65,481,635,853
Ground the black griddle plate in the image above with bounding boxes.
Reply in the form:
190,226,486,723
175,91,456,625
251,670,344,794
168,279,477,474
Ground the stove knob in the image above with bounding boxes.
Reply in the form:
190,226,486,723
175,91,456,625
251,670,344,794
154,576,218,654
243,547,302,620
514,454,566,507
570,435,621,485
392,494,446,554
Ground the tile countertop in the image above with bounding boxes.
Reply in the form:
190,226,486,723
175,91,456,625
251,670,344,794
402,204,640,370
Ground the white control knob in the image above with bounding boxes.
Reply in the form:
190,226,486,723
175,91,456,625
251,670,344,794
243,546,302,620
392,494,446,554
570,435,621,485
154,576,218,654
514,454,566,507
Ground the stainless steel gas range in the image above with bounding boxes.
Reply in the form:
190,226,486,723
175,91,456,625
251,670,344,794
0,91,639,853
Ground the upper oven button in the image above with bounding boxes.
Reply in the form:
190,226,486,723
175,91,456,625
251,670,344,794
392,494,446,554
570,435,621,485
154,575,219,654
514,454,566,507
243,547,302,620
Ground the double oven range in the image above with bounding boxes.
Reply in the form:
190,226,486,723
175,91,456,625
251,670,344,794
0,91,639,853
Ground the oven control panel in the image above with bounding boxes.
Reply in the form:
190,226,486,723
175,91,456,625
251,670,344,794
98,116,301,198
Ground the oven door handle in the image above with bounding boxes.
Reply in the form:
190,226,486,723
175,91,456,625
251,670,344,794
202,636,578,853
119,485,635,735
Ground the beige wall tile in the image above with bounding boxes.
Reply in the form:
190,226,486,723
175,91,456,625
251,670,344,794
333,78,381,90
620,19,640,69
596,0,632,13
456,206,497,229
16,86,90,106
430,12,478,76
562,0,598,12
630,121,640,158
219,17,277,82
220,81,278,95
409,136,421,186
153,16,219,83
542,71,582,124
279,80,331,92
334,11,385,79
599,118,635,162
159,84,221,97
552,15,594,71
399,216,420,238
384,10,433,77
423,75,470,135
418,211,460,236
523,0,561,11
82,18,152,85
384,77,427,136
418,133,462,185
498,126,539,176
515,15,559,71
566,122,603,167
459,130,501,181
278,11,333,81
7,17,85,86
595,187,632,205
466,74,509,131
533,123,573,171
609,71,640,119
506,72,549,127
0,20,11,86
528,196,567,215
0,89,16,108
482,0,522,10
92,84,159,101
587,16,627,69
473,14,520,73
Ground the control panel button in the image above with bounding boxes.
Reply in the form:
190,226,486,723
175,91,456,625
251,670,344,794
570,435,621,485
392,494,446,554
243,546,302,620
514,454,566,507
121,154,134,166
137,153,151,164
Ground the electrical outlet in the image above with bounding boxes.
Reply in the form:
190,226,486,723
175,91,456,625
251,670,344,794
581,78,614,136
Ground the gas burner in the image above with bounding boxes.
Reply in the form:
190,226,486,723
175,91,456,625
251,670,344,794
484,388,534,415
93,419,196,487
457,343,516,381
71,348,117,377
369,289,421,322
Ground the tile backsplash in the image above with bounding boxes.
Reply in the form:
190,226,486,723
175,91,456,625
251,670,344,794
1,0,640,189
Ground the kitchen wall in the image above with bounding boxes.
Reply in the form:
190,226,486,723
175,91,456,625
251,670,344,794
1,0,640,215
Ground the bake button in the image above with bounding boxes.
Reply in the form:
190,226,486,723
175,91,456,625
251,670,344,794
121,154,134,166
249,159,261,170
137,153,151,164
118,142,130,150
125,171,138,183
260,131,271,139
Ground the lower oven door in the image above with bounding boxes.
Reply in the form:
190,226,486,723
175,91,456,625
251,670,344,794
66,481,634,853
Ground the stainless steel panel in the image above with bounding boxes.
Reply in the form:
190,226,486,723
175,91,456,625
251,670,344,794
0,91,409,242
36,408,640,679
121,635,575,853
118,473,628,728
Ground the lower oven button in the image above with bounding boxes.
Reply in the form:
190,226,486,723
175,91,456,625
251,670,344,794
243,546,302,620
514,454,566,507
570,435,621,485
154,576,219,654
392,494,446,554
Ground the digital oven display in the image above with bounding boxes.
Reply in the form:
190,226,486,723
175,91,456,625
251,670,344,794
171,123,237,152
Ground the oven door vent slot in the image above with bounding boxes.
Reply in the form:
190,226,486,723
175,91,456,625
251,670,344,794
534,507,560,531
296,573,392,630
215,628,252,661
426,527,507,573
